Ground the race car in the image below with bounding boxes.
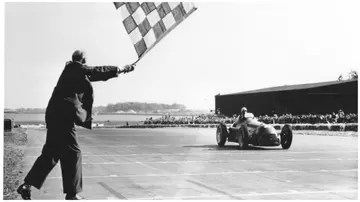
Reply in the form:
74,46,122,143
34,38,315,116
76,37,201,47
216,113,293,149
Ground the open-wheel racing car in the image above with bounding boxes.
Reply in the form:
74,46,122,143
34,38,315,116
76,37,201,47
216,113,293,149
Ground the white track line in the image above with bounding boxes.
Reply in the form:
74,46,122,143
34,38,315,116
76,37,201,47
25,144,174,149
79,158,358,165
129,189,358,200
105,197,119,200
79,134,208,137
24,150,358,158
121,146,167,173
47,169,357,179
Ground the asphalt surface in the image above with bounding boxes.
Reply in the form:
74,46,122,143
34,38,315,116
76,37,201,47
22,128,358,200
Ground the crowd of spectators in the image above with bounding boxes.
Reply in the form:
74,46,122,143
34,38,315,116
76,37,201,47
144,114,234,125
258,110,357,124
144,110,357,125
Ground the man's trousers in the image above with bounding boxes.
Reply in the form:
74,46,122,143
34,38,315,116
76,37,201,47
24,127,82,194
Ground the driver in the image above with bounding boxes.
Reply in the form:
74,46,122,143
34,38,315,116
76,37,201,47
240,107,247,120
232,107,248,127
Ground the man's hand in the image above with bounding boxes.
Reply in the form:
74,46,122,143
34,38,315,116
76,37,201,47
64,94,82,108
118,64,135,74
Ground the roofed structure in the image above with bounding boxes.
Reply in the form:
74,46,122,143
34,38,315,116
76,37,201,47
215,79,357,117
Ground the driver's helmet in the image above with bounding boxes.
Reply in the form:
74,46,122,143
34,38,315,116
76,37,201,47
240,107,247,117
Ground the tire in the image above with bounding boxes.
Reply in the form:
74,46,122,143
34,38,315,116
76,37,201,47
216,123,228,146
238,125,249,149
281,124,293,149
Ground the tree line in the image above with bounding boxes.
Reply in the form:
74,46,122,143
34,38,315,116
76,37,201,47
93,102,187,113
338,70,358,81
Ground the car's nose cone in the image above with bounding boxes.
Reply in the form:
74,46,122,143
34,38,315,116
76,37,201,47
259,126,280,146
264,126,277,135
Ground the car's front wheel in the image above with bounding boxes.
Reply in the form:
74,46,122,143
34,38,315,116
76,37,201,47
281,124,293,149
216,123,228,146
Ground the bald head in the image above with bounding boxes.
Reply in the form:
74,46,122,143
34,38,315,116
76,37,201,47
72,50,86,64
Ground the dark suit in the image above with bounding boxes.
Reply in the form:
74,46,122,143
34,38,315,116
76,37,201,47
24,61,119,194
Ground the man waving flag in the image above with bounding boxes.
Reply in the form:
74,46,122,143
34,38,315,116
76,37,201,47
114,2,197,64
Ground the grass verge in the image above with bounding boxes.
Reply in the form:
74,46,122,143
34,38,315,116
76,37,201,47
3,128,27,200
294,130,358,137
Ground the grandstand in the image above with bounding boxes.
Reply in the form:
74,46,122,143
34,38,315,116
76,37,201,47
215,79,358,117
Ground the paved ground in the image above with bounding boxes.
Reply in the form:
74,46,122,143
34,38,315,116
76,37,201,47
22,128,358,200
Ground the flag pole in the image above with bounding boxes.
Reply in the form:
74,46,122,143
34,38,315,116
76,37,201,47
132,57,141,66
131,50,147,66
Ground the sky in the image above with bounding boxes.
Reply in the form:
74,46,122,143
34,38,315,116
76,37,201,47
3,0,360,111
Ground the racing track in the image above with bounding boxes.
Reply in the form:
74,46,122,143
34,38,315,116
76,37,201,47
23,128,358,200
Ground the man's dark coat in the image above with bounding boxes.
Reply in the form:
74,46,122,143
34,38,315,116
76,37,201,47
45,61,119,131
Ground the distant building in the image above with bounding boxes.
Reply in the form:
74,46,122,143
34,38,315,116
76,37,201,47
215,79,358,117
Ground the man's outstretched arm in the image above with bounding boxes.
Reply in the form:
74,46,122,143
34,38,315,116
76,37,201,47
83,64,135,82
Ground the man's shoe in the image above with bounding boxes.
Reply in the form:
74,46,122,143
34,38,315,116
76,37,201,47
17,183,31,200
65,194,86,200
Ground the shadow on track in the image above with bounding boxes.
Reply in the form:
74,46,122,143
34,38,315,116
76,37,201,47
182,145,283,151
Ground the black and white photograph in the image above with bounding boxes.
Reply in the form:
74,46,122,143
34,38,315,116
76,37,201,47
2,0,359,200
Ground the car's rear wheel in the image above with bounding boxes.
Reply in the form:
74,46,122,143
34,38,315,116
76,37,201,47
238,125,249,149
216,123,228,146
281,124,293,149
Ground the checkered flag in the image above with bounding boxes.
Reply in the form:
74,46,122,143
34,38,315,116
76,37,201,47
114,2,197,64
